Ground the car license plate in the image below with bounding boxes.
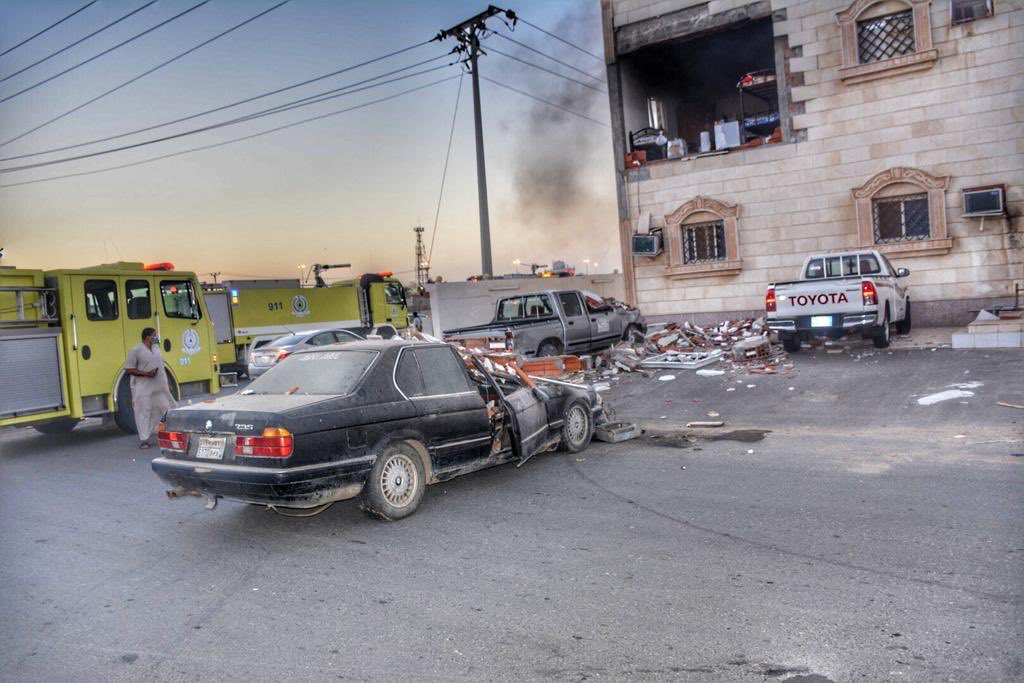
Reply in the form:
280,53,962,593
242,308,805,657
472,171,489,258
811,315,832,327
196,435,226,460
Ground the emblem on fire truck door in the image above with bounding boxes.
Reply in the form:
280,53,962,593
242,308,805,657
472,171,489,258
291,294,310,317
182,328,201,355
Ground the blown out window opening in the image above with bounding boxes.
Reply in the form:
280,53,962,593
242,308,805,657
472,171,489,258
619,17,783,166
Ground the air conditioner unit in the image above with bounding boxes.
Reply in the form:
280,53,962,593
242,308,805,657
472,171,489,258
950,0,993,25
962,185,1005,217
632,233,662,257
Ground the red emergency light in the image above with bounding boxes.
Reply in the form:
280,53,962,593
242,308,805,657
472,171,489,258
377,271,393,277
144,262,175,271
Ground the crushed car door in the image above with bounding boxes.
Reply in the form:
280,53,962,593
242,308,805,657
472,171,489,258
473,359,549,466
501,386,550,466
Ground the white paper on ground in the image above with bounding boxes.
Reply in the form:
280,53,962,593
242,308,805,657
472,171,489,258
917,390,975,405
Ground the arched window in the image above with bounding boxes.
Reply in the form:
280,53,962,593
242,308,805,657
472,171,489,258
837,0,938,83
663,197,742,278
852,167,953,256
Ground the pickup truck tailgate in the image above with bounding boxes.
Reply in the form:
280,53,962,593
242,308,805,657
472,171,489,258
775,279,864,317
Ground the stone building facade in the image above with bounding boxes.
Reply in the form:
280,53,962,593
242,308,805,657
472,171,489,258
602,0,1022,325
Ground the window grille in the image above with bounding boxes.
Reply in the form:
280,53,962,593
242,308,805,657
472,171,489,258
872,194,930,243
857,10,915,64
682,221,727,264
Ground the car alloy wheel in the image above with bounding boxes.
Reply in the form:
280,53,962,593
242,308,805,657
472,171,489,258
561,402,592,453
379,452,418,508
565,405,588,446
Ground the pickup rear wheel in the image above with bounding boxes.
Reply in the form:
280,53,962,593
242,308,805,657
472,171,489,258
873,311,892,349
895,300,912,335
560,400,593,453
782,335,801,353
537,339,562,357
361,442,425,521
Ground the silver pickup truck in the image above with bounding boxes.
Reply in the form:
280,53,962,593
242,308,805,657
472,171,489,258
766,250,911,352
444,290,645,357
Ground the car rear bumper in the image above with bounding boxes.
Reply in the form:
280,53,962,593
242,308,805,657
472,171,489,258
246,363,273,378
151,455,374,508
769,311,879,335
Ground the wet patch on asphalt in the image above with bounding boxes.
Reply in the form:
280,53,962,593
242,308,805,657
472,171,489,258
634,428,770,449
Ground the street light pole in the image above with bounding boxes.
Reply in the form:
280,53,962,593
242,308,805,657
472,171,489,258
435,5,516,279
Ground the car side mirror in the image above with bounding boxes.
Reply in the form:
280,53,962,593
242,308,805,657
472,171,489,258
896,267,910,278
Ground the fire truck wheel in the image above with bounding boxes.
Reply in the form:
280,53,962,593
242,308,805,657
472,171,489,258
33,418,79,435
114,377,137,434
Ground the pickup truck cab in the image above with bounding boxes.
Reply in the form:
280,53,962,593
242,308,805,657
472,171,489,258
766,250,911,352
444,290,645,357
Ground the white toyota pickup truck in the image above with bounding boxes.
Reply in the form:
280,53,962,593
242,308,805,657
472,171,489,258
766,250,911,352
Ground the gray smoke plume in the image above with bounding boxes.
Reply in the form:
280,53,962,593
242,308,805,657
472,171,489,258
496,5,617,265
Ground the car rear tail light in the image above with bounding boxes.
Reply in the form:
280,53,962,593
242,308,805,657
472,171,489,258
276,350,290,362
235,427,293,458
765,287,777,312
505,328,514,351
862,281,878,306
157,422,189,451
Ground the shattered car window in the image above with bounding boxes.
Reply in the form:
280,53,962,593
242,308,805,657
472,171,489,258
248,350,377,395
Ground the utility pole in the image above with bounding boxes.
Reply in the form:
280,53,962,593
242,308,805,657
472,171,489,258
435,5,516,279
207,272,221,284
413,226,429,290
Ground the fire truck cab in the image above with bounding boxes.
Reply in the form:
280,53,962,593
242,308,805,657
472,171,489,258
0,262,220,434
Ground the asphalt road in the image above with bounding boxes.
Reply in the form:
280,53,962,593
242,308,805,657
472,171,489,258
1,347,1021,682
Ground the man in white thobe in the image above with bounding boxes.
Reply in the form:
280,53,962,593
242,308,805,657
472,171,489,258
124,327,177,448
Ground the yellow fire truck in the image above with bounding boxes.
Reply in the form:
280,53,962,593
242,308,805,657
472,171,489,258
0,262,220,434
202,269,410,376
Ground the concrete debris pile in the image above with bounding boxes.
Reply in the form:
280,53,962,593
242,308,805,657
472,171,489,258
591,318,788,377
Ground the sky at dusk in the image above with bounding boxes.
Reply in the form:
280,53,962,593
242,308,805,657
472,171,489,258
0,0,620,284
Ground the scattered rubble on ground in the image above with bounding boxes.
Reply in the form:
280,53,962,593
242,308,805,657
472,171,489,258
593,318,792,381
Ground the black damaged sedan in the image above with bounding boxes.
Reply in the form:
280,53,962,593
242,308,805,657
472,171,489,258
152,340,600,520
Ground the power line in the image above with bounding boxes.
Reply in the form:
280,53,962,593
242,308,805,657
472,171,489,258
0,61,454,173
0,75,460,189
0,42,440,161
479,75,609,128
517,17,604,63
1,33,432,154
0,0,99,58
428,72,464,265
0,0,291,149
0,0,211,105
492,32,604,83
0,1,158,85
487,45,606,94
